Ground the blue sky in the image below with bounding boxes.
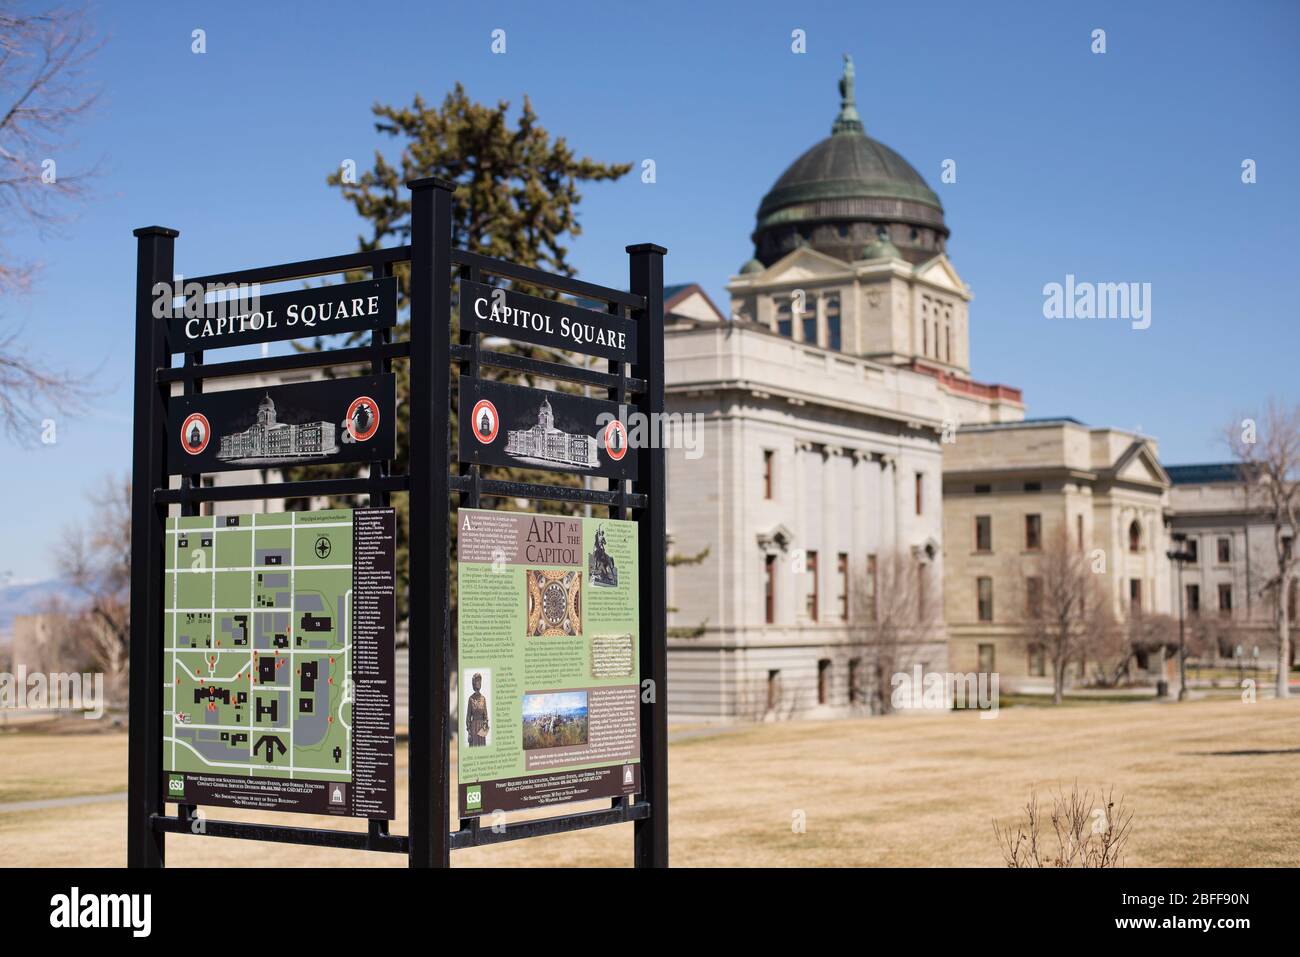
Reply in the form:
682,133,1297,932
2,0,1298,582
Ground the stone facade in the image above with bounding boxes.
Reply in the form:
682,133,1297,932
660,57,1022,720
10,612,77,674
942,419,1171,691
663,251,1022,720
664,320,954,718
1166,464,1299,665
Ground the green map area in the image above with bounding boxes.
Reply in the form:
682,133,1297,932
163,511,355,783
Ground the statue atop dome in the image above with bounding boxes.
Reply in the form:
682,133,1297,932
832,53,864,136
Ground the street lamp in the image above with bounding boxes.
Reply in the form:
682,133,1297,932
1167,532,1195,701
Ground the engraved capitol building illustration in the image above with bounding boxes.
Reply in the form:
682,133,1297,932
217,393,338,464
503,396,599,469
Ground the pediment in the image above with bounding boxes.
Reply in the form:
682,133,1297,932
1112,441,1170,486
915,255,967,295
760,246,855,284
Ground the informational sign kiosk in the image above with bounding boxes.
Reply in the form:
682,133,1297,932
128,177,668,867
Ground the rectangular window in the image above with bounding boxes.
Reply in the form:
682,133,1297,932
848,658,863,704
1024,481,1042,493
817,659,831,705
922,320,928,356
974,515,992,552
1218,583,1232,617
826,295,841,351
1027,643,1046,677
974,484,991,494
767,669,781,710
1185,538,1198,564
977,577,993,622
776,299,792,338
763,449,774,499
944,325,951,362
805,550,819,621
866,554,878,622
1289,580,1297,621
915,472,924,515
1186,583,1200,615
802,311,817,345
764,554,776,624
978,643,995,673
837,552,849,621
1217,537,1231,563
1025,514,1042,551
1026,576,1043,618
1129,578,1142,613
1076,514,1084,549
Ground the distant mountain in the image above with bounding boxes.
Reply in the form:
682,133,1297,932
0,578,82,636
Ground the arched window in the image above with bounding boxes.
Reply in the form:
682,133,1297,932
1128,519,1142,553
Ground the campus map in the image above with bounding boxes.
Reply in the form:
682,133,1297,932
162,508,395,818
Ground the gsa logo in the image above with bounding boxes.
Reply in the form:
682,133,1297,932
168,774,185,795
465,785,482,811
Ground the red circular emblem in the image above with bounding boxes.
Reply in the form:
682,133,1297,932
604,420,629,461
346,396,380,442
181,413,211,455
471,399,499,444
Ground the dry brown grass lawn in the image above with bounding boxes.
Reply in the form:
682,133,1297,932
1,696,1297,867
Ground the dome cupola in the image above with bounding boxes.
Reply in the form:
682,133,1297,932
750,55,948,267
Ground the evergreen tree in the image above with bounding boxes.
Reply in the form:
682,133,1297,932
290,85,631,622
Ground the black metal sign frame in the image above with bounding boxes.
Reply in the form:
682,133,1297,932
456,375,638,480
167,276,397,352
166,373,396,474
128,177,668,868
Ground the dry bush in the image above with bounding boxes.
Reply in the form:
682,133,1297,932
994,782,1133,868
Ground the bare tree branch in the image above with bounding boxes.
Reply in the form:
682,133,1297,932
0,321,92,443
53,473,130,701
0,3,103,271
847,549,942,714
994,782,1134,868
1225,398,1300,698
1009,526,1117,702
0,4,102,442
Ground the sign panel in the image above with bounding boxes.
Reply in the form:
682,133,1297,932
456,508,640,816
457,377,637,480
168,277,397,352
459,279,636,363
167,374,395,474
162,507,396,818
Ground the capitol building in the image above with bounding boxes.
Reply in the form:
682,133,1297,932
504,396,599,469
217,392,337,464
661,57,1174,720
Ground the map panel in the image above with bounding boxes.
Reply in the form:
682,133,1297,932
161,508,395,818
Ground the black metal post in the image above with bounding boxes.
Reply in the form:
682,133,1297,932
128,226,178,867
406,177,456,867
627,243,668,868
